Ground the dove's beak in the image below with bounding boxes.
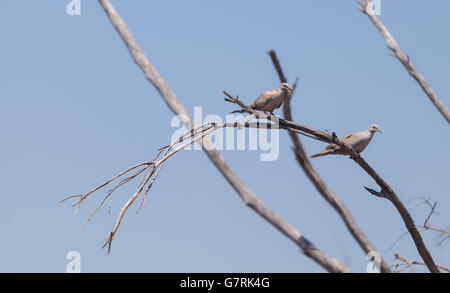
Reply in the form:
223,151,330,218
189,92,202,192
378,129,382,133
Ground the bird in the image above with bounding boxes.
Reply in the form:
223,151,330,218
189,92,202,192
310,124,381,158
250,83,293,114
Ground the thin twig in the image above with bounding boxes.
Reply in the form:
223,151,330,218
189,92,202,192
78,166,148,233
417,198,450,246
60,161,153,214
391,253,450,273
389,198,450,250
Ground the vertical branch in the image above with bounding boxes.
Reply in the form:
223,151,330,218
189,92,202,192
268,50,391,273
96,0,351,273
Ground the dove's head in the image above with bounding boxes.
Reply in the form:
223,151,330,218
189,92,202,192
278,83,293,92
367,124,381,134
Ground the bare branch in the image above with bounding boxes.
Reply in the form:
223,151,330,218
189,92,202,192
391,253,450,273
65,114,350,271
79,166,148,233
268,50,288,83
388,230,414,252
423,199,438,227
268,49,391,273
358,0,450,124
65,0,354,273
59,161,153,214
389,198,450,250
416,198,450,246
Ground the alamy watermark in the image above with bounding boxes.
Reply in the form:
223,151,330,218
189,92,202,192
366,251,381,273
66,0,81,16
66,250,81,273
170,107,280,162
368,0,381,16
65,1,381,17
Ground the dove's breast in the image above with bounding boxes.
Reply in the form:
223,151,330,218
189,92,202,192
352,132,373,153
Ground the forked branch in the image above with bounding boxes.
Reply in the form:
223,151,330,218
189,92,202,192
417,198,450,246
62,121,277,253
391,253,450,273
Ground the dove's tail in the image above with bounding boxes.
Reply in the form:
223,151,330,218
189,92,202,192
309,149,333,158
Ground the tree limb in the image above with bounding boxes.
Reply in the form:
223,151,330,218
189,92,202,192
418,198,450,246
389,197,450,250
268,49,391,273
358,0,450,124
90,0,351,273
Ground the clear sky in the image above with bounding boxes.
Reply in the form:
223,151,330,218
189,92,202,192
1,1,449,273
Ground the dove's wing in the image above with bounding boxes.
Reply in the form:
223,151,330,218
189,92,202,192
342,133,358,145
274,97,283,109
252,89,278,108
323,133,353,150
342,131,372,152
311,127,376,158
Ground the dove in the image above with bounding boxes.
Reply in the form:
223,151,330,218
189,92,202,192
310,124,381,158
250,83,293,114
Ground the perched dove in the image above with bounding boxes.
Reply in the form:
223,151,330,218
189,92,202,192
310,124,381,158
250,83,293,114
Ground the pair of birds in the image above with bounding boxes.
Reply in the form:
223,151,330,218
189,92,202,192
249,83,381,158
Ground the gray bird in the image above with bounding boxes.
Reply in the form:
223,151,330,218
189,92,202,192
310,124,381,158
250,83,293,114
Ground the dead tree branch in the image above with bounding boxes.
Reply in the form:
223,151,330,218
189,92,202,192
71,0,353,273
389,197,450,250
417,198,450,246
391,253,450,273
358,0,450,124
63,117,349,272
267,50,391,273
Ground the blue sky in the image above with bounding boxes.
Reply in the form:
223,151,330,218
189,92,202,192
0,1,449,273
